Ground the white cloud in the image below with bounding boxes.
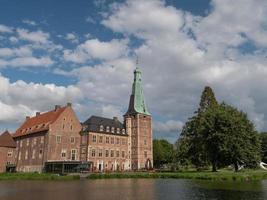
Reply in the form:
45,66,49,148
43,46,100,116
154,120,184,133
9,57,54,68
63,38,129,63
22,19,37,26
0,74,82,125
17,28,50,44
0,46,32,58
65,33,79,44
85,16,96,24
0,24,13,33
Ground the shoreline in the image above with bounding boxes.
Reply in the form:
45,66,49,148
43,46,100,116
1,170,267,181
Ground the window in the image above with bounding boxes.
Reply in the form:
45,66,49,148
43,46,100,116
56,135,61,143
39,149,43,159
122,129,125,134
99,136,103,143
133,138,136,146
99,149,103,157
111,137,114,144
122,151,125,158
116,138,120,145
7,151,12,157
106,126,110,132
116,150,119,157
111,150,114,157
33,138,37,145
105,150,109,157
41,136,44,144
106,137,109,144
144,139,147,145
122,138,126,145
116,128,120,134
92,149,96,157
70,137,75,143
70,125,73,130
18,152,21,160
71,149,76,161
25,150,28,160
32,149,36,159
144,151,147,158
20,140,23,147
92,135,97,143
111,127,115,133
100,125,104,132
62,124,65,130
26,138,29,146
61,149,66,158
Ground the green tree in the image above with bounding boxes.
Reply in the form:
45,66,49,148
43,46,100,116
153,139,174,168
198,86,218,113
176,86,261,172
259,132,267,163
199,103,260,171
176,86,218,170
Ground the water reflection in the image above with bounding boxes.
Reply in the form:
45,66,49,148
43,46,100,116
0,179,267,200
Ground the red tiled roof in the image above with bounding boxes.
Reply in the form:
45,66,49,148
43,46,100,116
0,131,16,148
13,106,67,138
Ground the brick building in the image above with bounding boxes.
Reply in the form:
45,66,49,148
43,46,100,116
0,131,17,172
80,116,130,171
81,67,153,171
13,103,82,172
124,67,153,170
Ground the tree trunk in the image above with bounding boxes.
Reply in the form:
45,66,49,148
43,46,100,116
234,162,239,172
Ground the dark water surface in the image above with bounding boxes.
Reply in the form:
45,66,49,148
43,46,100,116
0,179,267,200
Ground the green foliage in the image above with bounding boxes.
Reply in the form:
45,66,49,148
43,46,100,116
259,132,267,163
176,86,261,172
198,86,218,113
153,139,174,168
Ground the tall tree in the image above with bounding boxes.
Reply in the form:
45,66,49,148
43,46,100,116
199,103,260,171
198,86,218,113
259,132,267,163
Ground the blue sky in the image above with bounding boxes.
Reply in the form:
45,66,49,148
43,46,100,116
1,0,267,142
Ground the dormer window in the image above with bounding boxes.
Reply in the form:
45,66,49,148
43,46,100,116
111,127,115,133
122,129,125,134
116,128,120,134
100,125,104,132
106,126,110,132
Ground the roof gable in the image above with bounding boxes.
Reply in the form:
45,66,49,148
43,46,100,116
13,106,67,138
0,131,16,148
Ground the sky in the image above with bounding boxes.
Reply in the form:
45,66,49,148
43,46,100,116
0,0,267,143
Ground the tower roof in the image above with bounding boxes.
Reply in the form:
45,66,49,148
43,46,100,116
125,67,150,115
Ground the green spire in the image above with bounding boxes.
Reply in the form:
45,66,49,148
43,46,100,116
126,67,150,115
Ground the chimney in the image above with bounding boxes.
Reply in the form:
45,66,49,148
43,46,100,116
26,116,30,120
67,102,72,107
113,117,118,121
55,105,61,111
36,112,40,116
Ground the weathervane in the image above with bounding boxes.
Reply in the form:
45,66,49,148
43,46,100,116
136,54,139,66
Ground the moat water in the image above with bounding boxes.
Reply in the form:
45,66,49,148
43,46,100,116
0,179,267,200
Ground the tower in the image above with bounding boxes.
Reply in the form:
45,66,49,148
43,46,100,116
124,67,153,170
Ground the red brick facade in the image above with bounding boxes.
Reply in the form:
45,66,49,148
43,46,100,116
13,104,82,172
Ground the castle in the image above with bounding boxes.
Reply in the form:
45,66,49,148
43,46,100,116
0,67,153,173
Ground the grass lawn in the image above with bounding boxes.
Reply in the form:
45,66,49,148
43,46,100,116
0,172,80,181
86,169,267,181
